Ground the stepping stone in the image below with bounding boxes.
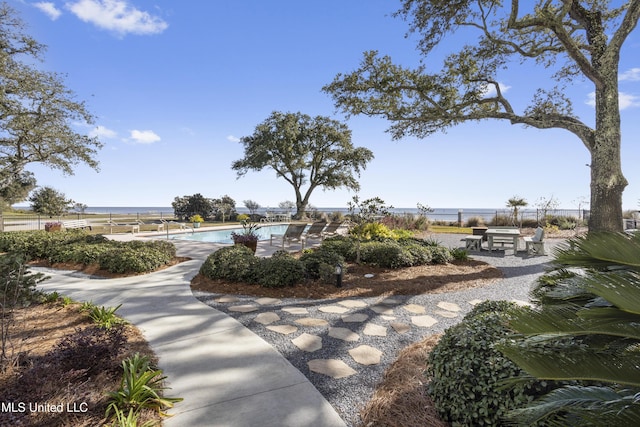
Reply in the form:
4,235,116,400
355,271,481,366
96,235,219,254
411,315,438,328
435,311,458,319
254,312,280,325
216,295,241,303
295,317,329,327
363,323,387,337
338,300,368,308
308,359,356,379
341,313,369,323
266,325,298,335
255,297,282,305
437,302,461,312
381,315,396,321
468,299,484,306
380,297,402,305
328,327,360,342
390,322,411,334
370,306,394,315
282,307,309,315
349,345,383,365
292,333,323,352
228,304,258,313
318,305,350,314
402,304,426,314
512,299,532,307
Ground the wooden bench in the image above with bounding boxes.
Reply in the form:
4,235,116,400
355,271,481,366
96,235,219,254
464,235,483,251
61,219,92,230
524,227,545,255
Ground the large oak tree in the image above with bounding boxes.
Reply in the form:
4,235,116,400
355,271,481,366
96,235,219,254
0,3,102,205
324,1,640,232
232,111,374,219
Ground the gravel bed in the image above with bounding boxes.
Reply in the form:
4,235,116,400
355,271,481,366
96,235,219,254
193,235,566,426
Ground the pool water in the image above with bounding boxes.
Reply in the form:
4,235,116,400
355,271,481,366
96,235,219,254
166,224,295,244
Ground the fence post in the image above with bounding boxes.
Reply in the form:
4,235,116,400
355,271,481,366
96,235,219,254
458,209,463,227
0,213,3,232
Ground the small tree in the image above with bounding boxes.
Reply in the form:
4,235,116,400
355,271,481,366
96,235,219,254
347,195,393,263
171,194,214,221
278,201,295,215
232,111,374,219
506,196,528,226
73,202,88,214
536,195,560,226
212,195,237,222
243,199,261,217
29,187,73,217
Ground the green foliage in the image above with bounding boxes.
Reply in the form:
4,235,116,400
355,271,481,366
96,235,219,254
232,112,374,219
300,248,345,282
497,232,640,425
0,253,47,307
98,243,174,274
359,240,414,268
319,236,357,260
428,245,454,264
29,186,74,217
199,245,257,282
189,214,204,223
249,252,305,288
349,222,392,240
0,3,102,198
449,247,469,261
171,193,214,221
236,213,250,222
110,407,156,427
427,301,551,426
88,304,127,329
106,353,183,419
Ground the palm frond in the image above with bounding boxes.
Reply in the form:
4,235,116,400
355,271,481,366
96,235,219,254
506,386,640,427
498,343,640,386
582,270,640,314
553,232,640,270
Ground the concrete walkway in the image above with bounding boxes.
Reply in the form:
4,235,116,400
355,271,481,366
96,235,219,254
35,238,346,427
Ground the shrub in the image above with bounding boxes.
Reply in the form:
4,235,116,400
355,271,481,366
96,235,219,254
359,240,414,268
236,213,250,222
465,216,485,227
319,236,356,261
249,253,304,288
400,241,433,265
98,244,173,274
427,246,454,264
300,248,345,282
50,324,127,377
350,222,392,240
390,228,414,240
449,247,469,261
427,301,551,426
199,245,257,282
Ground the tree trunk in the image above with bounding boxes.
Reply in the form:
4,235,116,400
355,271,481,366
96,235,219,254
588,82,627,232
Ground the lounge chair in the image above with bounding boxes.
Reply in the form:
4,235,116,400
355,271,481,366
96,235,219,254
107,220,140,233
270,223,307,249
321,221,345,239
136,219,165,232
303,221,327,241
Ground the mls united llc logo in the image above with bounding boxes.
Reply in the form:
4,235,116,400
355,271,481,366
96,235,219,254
1,401,89,413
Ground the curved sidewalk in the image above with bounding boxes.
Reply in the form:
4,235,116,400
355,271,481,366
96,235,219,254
35,239,346,427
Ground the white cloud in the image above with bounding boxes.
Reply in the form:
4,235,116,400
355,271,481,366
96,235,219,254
89,125,117,139
66,0,168,36
481,82,511,98
619,92,640,110
586,91,640,110
34,2,62,20
226,135,241,143
620,68,640,81
129,129,161,144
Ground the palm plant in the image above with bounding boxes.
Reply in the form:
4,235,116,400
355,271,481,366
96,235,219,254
506,196,528,226
497,232,640,425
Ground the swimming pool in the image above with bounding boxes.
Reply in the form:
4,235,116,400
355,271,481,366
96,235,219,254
165,224,295,244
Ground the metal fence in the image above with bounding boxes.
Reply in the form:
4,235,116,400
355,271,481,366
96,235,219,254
0,212,173,232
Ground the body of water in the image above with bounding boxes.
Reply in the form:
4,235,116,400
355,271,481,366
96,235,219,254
167,224,293,244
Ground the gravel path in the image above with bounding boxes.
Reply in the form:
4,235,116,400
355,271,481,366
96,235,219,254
194,234,565,426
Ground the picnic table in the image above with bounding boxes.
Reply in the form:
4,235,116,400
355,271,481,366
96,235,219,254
486,228,520,253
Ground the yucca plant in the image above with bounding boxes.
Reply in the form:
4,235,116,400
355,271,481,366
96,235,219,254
497,232,640,425
110,407,156,427
89,304,127,329
106,353,182,418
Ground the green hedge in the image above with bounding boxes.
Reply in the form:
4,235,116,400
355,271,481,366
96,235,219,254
427,301,551,426
249,251,305,288
0,230,176,274
199,245,257,282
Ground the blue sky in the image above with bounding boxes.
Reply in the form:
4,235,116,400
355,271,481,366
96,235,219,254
10,0,640,211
